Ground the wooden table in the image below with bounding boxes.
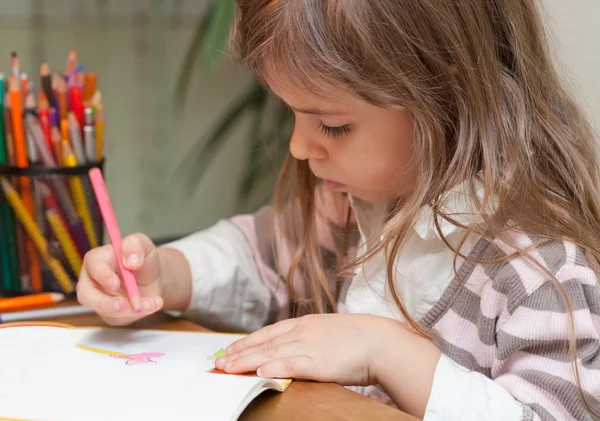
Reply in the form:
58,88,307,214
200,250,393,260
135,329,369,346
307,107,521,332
55,310,419,421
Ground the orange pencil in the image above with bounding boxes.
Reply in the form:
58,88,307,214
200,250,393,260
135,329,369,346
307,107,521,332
9,75,42,293
0,292,65,313
92,92,104,160
84,73,97,103
95,105,104,160
9,76,27,169
57,76,68,121
3,103,30,291
60,118,69,145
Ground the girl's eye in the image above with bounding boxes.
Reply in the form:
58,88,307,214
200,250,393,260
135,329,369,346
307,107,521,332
318,122,351,138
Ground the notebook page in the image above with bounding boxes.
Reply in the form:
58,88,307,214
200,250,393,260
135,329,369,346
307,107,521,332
0,326,288,421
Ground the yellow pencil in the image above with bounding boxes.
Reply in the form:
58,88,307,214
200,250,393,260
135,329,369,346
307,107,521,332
62,141,98,248
46,207,82,277
0,177,74,294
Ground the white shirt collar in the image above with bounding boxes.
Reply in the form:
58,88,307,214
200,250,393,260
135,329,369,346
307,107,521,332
413,179,485,240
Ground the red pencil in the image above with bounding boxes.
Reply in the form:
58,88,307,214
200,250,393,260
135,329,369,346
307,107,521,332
69,86,84,130
38,92,53,158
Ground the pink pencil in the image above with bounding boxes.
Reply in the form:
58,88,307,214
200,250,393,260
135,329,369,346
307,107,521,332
88,168,142,313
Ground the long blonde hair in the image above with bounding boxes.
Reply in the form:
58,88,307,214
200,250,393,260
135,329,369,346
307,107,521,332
232,0,600,416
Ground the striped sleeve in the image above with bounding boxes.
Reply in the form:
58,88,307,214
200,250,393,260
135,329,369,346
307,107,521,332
424,238,600,421
493,246,600,421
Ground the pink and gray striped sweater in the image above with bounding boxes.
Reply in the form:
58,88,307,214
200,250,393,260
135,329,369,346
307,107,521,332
167,189,600,421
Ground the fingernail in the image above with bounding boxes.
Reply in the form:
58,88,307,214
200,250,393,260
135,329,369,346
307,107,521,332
109,277,119,290
257,368,264,377
143,299,152,312
112,299,121,311
155,298,162,309
126,254,140,266
224,362,233,370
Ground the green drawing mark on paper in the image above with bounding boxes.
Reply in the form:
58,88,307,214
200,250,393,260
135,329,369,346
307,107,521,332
207,348,227,360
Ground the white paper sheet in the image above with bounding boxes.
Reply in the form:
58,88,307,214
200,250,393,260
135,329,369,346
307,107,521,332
0,325,288,421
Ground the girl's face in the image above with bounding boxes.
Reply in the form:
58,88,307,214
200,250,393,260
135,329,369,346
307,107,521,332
270,78,417,203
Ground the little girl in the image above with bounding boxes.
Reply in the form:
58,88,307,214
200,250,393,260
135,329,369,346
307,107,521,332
77,0,600,419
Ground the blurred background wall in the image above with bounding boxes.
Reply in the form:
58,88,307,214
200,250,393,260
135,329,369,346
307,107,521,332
0,0,597,243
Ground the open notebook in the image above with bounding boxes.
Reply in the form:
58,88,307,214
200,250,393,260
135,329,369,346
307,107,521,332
0,322,291,421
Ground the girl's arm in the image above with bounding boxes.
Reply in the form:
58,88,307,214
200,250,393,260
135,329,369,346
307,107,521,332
161,186,354,333
160,217,276,333
378,259,600,421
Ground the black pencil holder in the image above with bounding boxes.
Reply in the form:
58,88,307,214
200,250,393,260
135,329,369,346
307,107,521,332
0,161,105,297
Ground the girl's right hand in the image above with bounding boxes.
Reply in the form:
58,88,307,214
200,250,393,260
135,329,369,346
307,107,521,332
76,233,164,326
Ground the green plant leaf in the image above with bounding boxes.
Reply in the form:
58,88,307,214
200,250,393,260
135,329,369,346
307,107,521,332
203,0,237,76
237,101,293,207
177,83,267,194
173,5,214,110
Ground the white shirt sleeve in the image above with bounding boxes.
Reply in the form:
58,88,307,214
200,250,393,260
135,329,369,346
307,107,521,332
163,220,275,333
424,354,525,421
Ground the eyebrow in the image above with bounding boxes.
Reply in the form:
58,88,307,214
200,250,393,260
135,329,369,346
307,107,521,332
288,105,348,117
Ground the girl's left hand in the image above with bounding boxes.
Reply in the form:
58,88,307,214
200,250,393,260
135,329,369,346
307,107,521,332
215,313,407,386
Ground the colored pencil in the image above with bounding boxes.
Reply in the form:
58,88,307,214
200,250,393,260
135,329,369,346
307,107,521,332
40,62,55,107
44,201,83,277
70,85,84,129
57,76,67,121
9,75,41,293
62,141,97,249
0,292,64,313
0,304,93,323
51,126,62,166
0,177,73,294
84,125,96,162
95,104,104,160
3,91,27,293
40,179,83,264
68,112,86,164
84,73,97,103
38,92,53,156
0,72,19,293
89,168,141,312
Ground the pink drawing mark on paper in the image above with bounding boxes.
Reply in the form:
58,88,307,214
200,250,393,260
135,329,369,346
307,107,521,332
76,344,165,365
110,352,165,365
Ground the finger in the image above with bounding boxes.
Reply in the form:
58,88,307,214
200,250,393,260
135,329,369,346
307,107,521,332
77,277,163,326
226,319,298,355
120,233,155,271
219,341,305,375
82,246,121,294
120,234,158,286
226,331,298,361
256,357,314,380
93,296,163,326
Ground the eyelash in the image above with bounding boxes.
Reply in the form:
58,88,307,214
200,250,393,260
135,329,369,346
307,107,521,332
318,122,351,138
